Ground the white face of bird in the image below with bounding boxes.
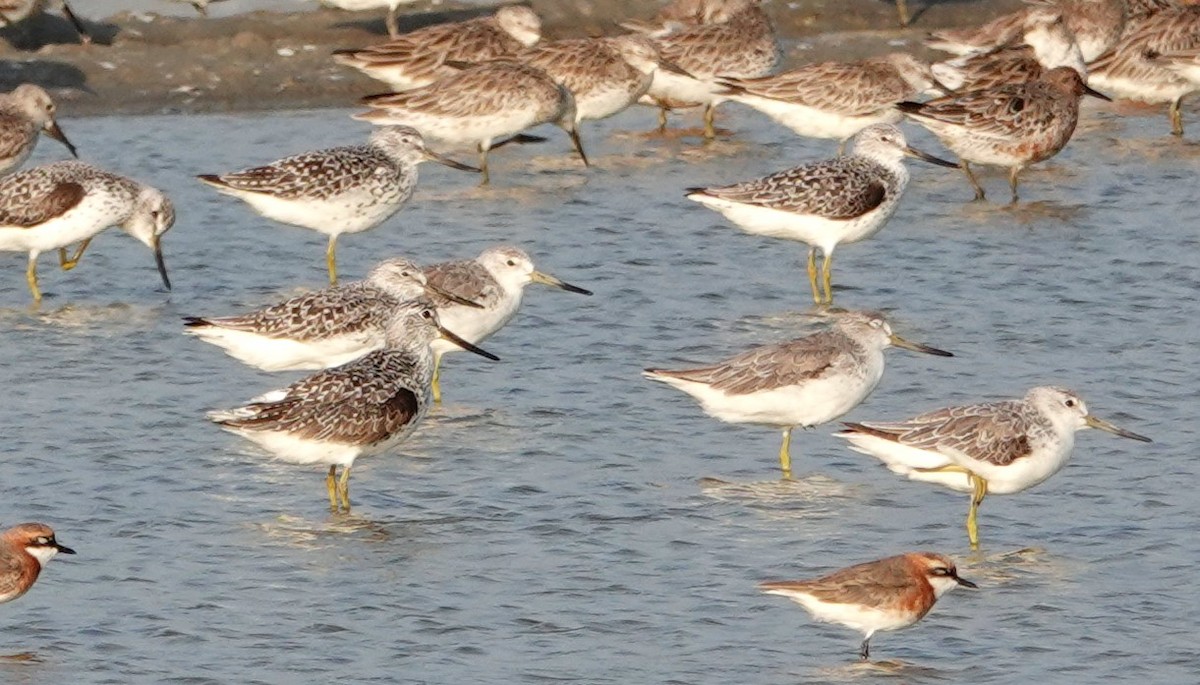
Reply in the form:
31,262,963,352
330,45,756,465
1030,387,1151,442
14,524,75,567
496,5,542,47
370,125,428,162
124,187,175,248
123,188,175,291
367,258,428,299
915,553,976,597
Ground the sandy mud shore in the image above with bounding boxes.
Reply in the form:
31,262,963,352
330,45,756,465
0,0,1027,116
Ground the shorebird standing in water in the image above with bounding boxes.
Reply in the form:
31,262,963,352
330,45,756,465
198,126,477,284
837,386,1151,547
0,160,174,303
760,552,976,661
644,310,952,480
686,124,957,305
209,299,499,513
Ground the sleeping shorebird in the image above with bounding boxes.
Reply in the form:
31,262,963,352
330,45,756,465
209,299,499,513
1090,4,1200,136
0,83,77,174
836,386,1151,547
686,124,958,305
354,60,587,186
898,66,1109,203
926,0,1125,63
718,53,944,147
643,310,952,480
931,8,1088,91
518,35,691,126
0,160,174,303
0,523,74,606
183,256,480,371
331,6,542,92
422,246,592,402
645,0,781,138
761,552,975,661
198,126,477,284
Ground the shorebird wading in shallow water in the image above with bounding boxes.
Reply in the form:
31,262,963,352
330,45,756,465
686,124,957,305
0,83,77,174
518,34,692,126
421,246,592,402
836,386,1151,548
898,66,1109,203
354,60,587,186
760,552,975,661
1090,5,1200,137
198,126,477,284
717,52,946,147
183,256,480,371
0,160,174,303
209,299,499,513
644,0,780,138
0,523,74,606
644,310,952,479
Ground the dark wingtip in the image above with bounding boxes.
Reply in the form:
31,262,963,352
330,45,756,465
896,101,924,114
182,316,210,327
715,79,745,96
684,186,710,198
196,174,224,186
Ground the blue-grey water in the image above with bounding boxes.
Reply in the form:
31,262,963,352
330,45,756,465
0,101,1196,683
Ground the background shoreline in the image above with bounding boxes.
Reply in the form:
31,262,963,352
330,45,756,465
0,0,1027,117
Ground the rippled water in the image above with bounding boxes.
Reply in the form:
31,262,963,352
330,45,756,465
0,101,1196,682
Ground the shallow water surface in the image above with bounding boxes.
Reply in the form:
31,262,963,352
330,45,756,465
0,102,1196,683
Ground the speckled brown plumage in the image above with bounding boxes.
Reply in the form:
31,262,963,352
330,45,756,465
689,157,892,219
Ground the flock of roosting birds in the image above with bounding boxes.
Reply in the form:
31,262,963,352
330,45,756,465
0,0,1181,662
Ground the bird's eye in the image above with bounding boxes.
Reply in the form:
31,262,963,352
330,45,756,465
506,259,517,266
420,310,433,319
1065,399,1075,408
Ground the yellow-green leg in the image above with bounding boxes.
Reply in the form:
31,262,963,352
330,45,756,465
703,104,716,140
326,465,339,512
326,235,338,284
820,251,834,305
1170,97,1184,137
778,427,794,480
26,256,41,304
431,353,443,404
962,161,986,201
806,248,821,305
966,473,988,549
895,0,910,25
58,238,92,271
477,143,491,186
1007,167,1021,205
337,465,353,512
